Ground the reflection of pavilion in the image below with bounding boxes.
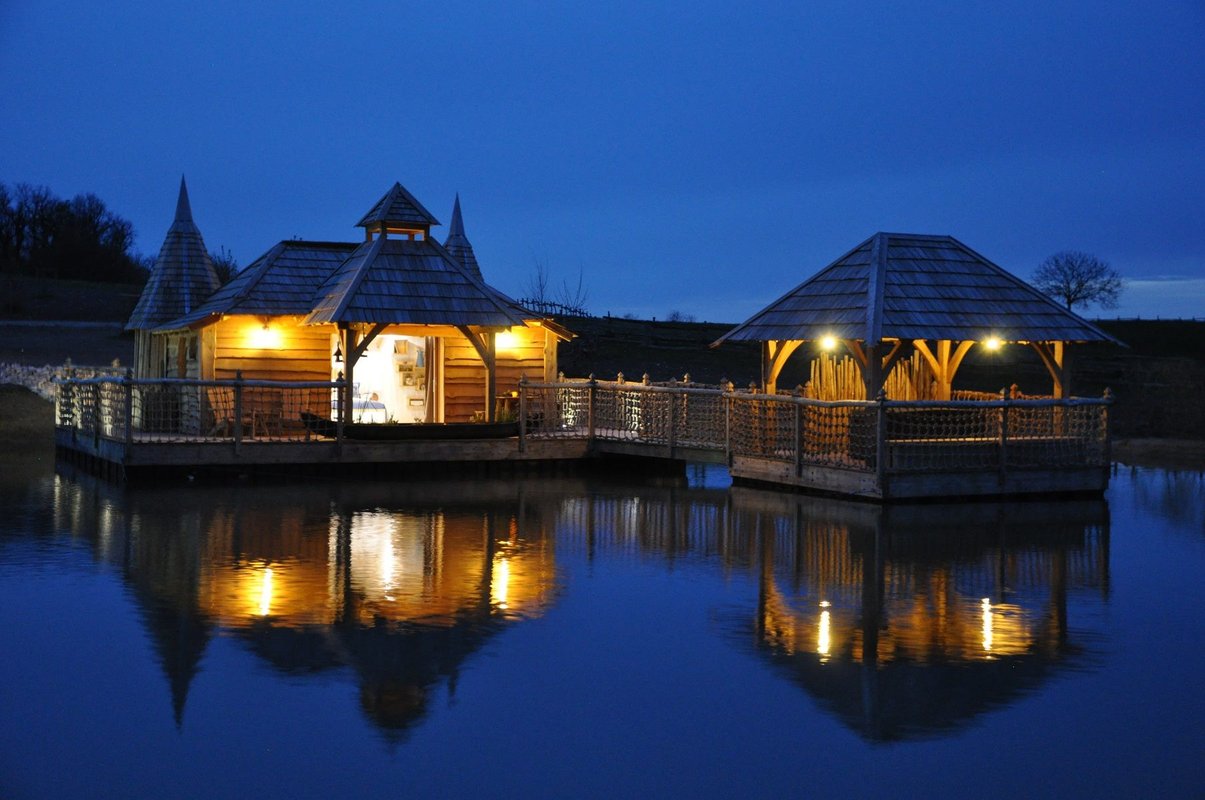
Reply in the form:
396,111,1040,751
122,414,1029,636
549,479,1110,742
51,473,559,736
739,489,1110,741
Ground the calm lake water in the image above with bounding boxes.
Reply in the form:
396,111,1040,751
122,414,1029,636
1,452,1202,798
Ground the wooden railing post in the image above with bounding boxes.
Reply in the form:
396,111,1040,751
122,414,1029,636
334,373,345,451
518,376,527,453
724,380,733,466
123,369,134,445
233,370,244,452
875,389,888,495
1102,388,1113,468
999,388,1009,482
667,386,677,457
587,375,596,442
793,392,803,477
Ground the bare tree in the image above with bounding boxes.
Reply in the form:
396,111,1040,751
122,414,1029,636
1033,251,1122,311
526,256,552,304
209,245,240,285
521,257,590,316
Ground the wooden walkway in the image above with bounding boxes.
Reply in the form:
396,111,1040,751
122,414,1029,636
54,376,1113,499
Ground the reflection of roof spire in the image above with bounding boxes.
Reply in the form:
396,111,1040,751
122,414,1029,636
442,194,483,281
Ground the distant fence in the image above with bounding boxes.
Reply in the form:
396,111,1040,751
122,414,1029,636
515,298,592,318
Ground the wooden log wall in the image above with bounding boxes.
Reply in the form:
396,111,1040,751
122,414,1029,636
443,326,554,422
211,316,333,382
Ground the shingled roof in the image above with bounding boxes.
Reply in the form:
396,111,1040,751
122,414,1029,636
715,233,1121,346
158,241,356,330
304,236,528,327
355,182,440,230
442,194,482,281
126,177,220,330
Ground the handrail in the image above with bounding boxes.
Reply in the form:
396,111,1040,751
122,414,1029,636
54,376,341,390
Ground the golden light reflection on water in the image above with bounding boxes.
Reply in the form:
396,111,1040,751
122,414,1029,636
259,567,273,617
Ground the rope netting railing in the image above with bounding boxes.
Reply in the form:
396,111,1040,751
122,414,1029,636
883,397,1110,472
520,379,1111,475
55,372,1110,477
55,374,344,444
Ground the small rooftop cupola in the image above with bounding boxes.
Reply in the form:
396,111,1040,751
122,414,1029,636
442,194,483,281
126,176,220,331
356,181,440,241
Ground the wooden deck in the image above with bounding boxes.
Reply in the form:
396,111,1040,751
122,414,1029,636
54,376,1112,499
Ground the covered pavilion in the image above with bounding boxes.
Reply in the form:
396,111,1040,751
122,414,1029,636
713,233,1122,400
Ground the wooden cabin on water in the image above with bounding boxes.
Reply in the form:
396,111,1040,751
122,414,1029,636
65,204,1115,499
125,179,570,426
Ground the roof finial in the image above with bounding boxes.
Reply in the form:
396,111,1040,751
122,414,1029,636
175,175,193,223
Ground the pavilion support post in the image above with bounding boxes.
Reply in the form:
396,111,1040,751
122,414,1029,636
1031,341,1070,399
913,340,975,401
457,325,498,422
762,339,802,396
340,325,355,426
485,332,497,422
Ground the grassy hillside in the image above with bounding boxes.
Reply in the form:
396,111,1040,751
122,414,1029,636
1,274,144,321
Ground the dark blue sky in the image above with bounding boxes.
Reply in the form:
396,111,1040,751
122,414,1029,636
2,1,1202,320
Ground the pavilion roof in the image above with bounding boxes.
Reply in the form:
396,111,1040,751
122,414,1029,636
304,236,529,328
158,241,356,330
126,178,220,330
714,233,1122,346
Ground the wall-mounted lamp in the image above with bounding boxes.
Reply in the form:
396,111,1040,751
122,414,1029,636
496,329,519,352
333,345,343,363
249,322,282,349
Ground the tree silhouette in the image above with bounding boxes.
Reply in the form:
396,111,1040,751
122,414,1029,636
1033,251,1122,311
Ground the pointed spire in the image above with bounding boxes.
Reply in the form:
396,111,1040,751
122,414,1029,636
174,175,193,223
126,177,220,331
442,193,483,281
449,194,465,238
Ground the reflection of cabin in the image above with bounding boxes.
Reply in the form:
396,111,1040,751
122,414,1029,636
126,180,570,424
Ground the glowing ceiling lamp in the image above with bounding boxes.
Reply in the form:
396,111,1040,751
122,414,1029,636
983,336,1003,352
819,335,838,351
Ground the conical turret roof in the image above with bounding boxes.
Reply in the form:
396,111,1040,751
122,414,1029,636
442,194,483,281
126,177,220,330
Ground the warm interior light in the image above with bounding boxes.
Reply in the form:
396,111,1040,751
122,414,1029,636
983,336,1003,351
495,330,519,352
819,335,838,351
249,323,282,349
817,609,831,658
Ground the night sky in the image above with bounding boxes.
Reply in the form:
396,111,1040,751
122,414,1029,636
2,1,1201,321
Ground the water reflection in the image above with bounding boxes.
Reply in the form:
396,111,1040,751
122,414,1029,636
46,465,1110,744
549,482,1110,741
50,470,559,737
737,489,1109,741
